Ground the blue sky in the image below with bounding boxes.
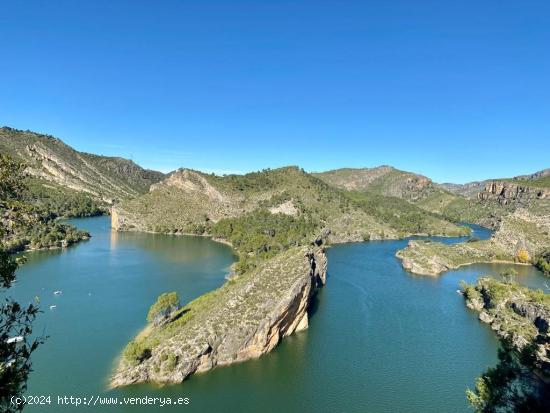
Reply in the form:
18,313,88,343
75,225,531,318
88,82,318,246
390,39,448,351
1,1,549,183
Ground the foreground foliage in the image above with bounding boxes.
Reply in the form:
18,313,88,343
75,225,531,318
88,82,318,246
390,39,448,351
0,155,46,412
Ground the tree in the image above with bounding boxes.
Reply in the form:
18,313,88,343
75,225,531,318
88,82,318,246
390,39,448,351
500,268,518,284
146,292,180,324
517,248,530,264
1,154,45,412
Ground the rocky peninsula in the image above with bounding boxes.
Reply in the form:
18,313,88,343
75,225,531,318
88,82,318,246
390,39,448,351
111,246,326,386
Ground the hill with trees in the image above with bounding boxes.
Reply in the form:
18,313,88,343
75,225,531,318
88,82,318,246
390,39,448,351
0,127,165,217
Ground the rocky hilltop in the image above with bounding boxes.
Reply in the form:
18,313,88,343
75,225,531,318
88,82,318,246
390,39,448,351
111,246,327,386
0,127,164,206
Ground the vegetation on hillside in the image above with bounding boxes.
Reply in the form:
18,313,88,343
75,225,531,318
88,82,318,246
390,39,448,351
211,209,318,273
315,166,499,225
0,126,164,208
0,155,46,413
116,167,469,274
0,155,90,253
397,199,550,276
21,178,104,218
535,251,550,276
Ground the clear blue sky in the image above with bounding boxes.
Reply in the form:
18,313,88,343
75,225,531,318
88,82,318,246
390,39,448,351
1,1,549,183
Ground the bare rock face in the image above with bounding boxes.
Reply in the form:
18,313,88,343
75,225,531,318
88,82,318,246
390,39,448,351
478,181,549,205
110,247,327,387
151,169,225,203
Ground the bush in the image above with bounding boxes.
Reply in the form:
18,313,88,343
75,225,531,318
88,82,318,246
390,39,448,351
123,341,151,364
516,249,530,264
146,292,180,323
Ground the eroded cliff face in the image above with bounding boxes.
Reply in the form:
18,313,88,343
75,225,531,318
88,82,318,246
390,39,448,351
479,181,549,205
464,278,550,374
110,247,327,387
0,127,164,203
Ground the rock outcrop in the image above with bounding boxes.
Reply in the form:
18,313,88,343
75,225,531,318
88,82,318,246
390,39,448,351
478,181,549,206
463,278,550,374
111,247,327,387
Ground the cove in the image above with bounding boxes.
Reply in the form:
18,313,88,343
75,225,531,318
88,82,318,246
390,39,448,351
9,217,547,412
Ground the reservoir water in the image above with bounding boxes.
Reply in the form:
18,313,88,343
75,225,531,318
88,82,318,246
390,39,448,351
9,216,548,412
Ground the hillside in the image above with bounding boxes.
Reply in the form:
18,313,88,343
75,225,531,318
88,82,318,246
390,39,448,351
313,166,435,201
397,199,550,276
314,166,498,225
0,127,165,215
0,154,89,253
113,166,469,251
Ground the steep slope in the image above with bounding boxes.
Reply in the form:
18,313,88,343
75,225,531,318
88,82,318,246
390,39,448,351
0,127,165,208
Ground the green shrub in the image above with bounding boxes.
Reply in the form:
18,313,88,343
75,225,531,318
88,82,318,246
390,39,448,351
123,341,151,365
147,292,180,323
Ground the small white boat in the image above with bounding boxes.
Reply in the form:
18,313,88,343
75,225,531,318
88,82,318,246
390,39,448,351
49,305,57,310
6,336,23,344
53,290,62,295
456,289,463,295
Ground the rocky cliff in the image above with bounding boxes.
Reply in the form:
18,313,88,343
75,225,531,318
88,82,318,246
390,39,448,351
463,278,550,374
111,246,327,386
478,181,549,206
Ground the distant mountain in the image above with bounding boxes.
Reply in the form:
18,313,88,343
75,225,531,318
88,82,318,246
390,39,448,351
438,181,486,198
313,166,435,201
440,168,550,198
313,166,500,225
0,127,165,214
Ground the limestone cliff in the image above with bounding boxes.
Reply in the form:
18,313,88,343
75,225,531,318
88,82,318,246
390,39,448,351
111,247,327,386
478,180,549,206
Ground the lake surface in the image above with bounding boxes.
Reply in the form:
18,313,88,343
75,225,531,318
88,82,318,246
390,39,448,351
9,217,548,412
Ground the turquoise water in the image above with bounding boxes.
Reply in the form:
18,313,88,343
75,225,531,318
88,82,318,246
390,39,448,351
9,217,547,412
